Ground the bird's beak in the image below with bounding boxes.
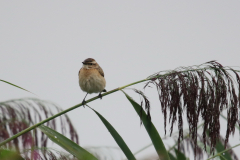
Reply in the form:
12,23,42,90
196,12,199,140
82,62,85,64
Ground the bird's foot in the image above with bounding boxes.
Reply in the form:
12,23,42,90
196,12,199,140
98,89,106,99
82,100,86,108
98,93,103,99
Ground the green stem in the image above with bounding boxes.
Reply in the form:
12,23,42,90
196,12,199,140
0,79,148,147
206,143,240,160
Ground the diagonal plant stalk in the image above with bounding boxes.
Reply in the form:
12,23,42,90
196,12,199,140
0,64,239,148
0,79,146,147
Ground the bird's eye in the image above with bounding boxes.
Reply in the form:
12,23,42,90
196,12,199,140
90,63,92,65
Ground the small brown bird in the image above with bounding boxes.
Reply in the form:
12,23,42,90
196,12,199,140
78,58,106,105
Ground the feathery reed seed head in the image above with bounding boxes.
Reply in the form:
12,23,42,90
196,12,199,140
144,61,240,155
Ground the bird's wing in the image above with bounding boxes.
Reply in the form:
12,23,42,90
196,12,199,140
97,66,104,77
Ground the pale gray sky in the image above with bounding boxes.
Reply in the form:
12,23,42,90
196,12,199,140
1,1,240,159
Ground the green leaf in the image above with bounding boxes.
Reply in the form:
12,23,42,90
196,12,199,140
174,149,187,160
38,125,97,160
122,90,170,160
89,106,136,160
0,79,35,95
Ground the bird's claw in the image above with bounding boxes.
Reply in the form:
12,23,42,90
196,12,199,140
82,100,86,107
98,93,103,99
98,89,106,99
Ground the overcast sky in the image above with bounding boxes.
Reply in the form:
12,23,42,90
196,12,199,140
1,1,240,159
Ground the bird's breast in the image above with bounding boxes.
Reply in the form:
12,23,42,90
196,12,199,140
79,68,106,94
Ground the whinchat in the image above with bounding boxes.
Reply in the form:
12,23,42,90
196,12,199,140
78,58,106,105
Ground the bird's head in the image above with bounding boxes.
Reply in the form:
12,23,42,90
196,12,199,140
82,58,98,69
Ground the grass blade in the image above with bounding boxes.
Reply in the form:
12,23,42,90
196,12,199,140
122,91,170,160
38,125,97,160
88,105,136,160
0,79,35,95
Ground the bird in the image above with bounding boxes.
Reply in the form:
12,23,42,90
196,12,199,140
78,58,106,105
